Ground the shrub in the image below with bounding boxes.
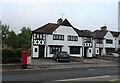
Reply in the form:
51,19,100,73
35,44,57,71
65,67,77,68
2,48,21,64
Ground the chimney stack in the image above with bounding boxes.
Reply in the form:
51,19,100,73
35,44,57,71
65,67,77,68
100,25,107,31
57,18,63,24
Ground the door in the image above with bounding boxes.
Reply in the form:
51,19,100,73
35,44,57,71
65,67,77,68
39,45,45,58
99,48,101,56
84,47,88,58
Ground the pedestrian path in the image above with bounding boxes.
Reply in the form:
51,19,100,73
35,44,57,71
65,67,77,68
54,75,119,81
2,58,118,72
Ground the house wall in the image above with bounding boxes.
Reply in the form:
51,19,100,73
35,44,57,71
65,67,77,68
88,48,92,57
96,43,103,48
92,39,100,56
46,25,82,57
104,31,115,48
118,34,120,48
95,48,99,55
114,37,118,49
103,31,116,55
32,46,39,58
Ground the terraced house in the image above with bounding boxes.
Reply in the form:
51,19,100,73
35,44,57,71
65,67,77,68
92,26,120,56
31,18,120,60
31,18,93,59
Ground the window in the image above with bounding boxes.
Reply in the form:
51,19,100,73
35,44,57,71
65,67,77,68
35,48,37,52
86,43,88,46
97,50,98,53
40,34,42,39
70,46,80,54
119,40,120,44
34,33,36,36
53,34,64,40
97,39,103,44
89,49,91,53
35,34,45,40
37,34,39,39
33,33,36,39
68,35,78,41
49,46,62,54
89,43,91,46
84,38,91,43
106,39,113,44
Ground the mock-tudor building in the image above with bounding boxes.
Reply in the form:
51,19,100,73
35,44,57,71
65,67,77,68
31,19,93,59
92,26,120,56
31,18,120,59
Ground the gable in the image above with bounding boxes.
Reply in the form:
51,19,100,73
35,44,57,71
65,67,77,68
53,25,78,36
104,31,113,39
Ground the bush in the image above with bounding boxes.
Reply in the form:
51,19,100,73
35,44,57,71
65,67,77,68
2,48,21,64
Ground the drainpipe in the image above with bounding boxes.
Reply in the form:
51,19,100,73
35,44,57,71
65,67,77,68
82,37,84,58
93,39,96,57
115,37,117,51
81,37,84,63
103,39,105,56
45,34,47,58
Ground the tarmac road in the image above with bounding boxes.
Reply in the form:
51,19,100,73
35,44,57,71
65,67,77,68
2,66,119,82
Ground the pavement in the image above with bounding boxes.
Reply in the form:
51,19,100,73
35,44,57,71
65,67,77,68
49,75,119,82
2,58,119,72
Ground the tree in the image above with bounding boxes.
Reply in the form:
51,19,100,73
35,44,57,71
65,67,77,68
2,23,9,48
7,30,17,48
16,27,31,48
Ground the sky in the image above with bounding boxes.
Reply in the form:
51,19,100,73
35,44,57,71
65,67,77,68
0,0,120,33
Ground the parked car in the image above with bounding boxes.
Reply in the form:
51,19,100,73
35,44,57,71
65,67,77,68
111,53,120,57
107,53,120,57
53,51,70,62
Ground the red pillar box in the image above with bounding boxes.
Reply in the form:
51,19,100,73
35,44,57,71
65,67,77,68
22,51,27,64
21,45,27,69
21,51,27,69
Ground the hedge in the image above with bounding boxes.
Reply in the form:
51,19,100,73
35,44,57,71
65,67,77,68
2,48,21,64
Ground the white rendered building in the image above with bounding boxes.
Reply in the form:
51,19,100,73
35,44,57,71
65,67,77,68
31,19,92,59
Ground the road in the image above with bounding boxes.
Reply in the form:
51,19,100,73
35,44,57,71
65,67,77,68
2,66,119,82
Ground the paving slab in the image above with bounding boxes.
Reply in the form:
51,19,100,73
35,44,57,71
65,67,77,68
2,58,118,72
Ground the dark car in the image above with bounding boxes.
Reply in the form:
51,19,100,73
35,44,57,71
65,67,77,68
53,51,70,62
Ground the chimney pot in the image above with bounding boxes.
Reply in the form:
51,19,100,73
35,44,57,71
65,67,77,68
57,18,63,24
100,25,107,31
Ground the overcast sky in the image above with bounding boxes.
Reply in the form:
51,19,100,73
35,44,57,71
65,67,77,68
0,0,120,33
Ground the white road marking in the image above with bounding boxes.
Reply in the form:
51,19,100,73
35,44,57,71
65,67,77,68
56,75,111,81
88,69,94,71
110,79,119,81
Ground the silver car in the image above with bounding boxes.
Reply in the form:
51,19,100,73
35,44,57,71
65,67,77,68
53,51,70,62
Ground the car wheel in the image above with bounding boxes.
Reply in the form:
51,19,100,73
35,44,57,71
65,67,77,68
56,58,59,62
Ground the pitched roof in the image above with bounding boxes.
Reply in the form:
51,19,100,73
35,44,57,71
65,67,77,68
110,31,120,37
91,30,108,39
32,19,73,33
73,28,92,38
32,23,59,34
